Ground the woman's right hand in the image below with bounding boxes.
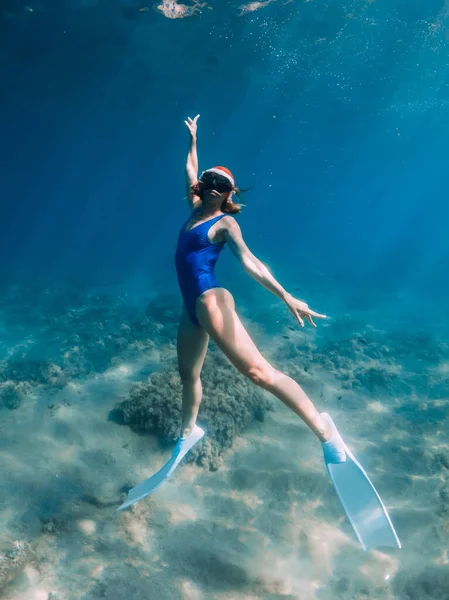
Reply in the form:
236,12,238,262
284,294,327,328
184,114,200,138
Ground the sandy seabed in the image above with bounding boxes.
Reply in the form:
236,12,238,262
0,283,448,600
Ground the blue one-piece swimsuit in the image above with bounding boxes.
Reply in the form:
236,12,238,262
175,209,227,325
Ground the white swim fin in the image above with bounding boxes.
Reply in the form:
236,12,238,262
117,425,205,512
321,413,401,551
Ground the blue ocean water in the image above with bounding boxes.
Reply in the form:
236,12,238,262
1,1,448,599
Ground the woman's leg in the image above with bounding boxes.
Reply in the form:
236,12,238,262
196,289,331,442
177,306,210,438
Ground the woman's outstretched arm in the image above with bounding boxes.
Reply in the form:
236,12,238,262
224,218,327,328
184,115,200,210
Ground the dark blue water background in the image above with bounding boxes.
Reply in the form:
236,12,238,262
1,0,448,317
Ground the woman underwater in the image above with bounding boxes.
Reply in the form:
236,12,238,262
174,114,345,462
118,118,402,554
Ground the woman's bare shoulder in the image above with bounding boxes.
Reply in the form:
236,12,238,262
188,197,202,211
221,215,239,229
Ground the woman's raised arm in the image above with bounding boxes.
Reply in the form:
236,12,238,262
184,115,200,210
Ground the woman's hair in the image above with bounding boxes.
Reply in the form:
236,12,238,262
189,178,250,215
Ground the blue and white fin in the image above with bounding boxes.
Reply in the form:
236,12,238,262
117,425,205,512
321,413,401,551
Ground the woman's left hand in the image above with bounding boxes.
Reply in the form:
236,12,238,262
285,295,327,328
